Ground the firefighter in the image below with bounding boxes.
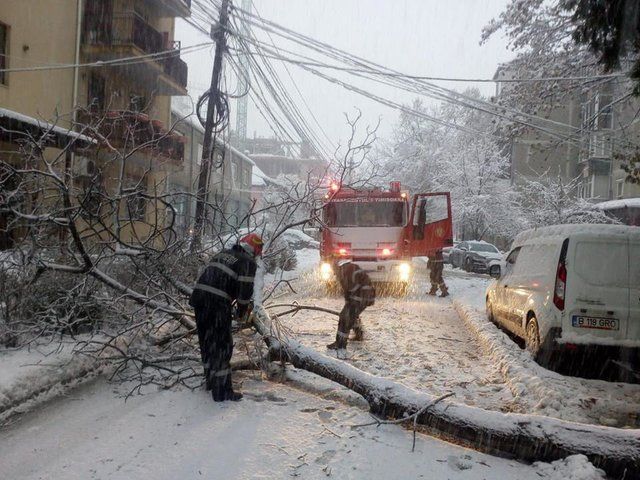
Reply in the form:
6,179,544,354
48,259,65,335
327,258,376,350
427,249,449,297
189,233,264,402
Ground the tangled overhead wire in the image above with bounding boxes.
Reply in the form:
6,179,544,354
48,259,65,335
196,88,230,133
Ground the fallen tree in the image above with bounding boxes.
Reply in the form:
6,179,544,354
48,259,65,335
252,300,640,479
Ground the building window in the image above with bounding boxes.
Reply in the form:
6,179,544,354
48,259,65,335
0,23,8,85
577,181,593,199
243,165,251,187
595,93,613,130
232,161,239,186
196,143,203,166
616,179,624,199
129,93,147,113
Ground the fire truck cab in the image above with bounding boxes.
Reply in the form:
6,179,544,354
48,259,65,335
319,181,453,291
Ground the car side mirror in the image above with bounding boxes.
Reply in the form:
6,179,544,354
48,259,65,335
489,266,501,278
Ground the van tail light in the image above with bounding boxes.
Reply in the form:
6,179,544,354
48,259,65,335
553,263,567,311
553,239,570,311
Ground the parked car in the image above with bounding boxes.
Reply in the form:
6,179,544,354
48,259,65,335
449,240,502,273
485,224,640,365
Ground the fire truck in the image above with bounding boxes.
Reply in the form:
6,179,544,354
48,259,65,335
319,181,453,292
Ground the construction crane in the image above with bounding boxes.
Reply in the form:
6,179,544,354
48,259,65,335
234,0,251,152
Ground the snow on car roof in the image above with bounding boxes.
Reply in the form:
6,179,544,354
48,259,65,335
513,223,640,246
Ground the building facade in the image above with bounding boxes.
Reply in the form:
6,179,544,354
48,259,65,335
493,65,640,203
0,0,190,248
169,109,254,236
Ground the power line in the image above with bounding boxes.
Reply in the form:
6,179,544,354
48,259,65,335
0,42,213,74
225,11,589,147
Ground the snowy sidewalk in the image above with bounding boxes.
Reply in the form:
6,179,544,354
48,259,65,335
446,266,640,427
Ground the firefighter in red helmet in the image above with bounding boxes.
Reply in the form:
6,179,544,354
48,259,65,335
189,233,263,401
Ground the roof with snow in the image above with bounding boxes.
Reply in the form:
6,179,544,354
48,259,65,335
594,198,640,210
252,163,268,187
513,224,640,246
0,107,96,148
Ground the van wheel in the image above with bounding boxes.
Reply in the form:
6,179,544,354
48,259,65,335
525,316,541,357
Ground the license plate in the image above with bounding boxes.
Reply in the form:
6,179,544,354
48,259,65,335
571,315,619,331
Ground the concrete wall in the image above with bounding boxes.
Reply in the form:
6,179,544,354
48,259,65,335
0,0,80,126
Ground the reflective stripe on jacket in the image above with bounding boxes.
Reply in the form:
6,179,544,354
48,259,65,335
189,244,257,316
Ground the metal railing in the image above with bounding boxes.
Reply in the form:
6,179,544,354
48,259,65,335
83,11,187,88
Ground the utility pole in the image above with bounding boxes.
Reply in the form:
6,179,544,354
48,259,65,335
191,0,230,252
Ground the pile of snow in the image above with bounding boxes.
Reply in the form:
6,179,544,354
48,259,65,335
534,455,606,480
451,293,640,426
279,229,319,250
0,341,104,423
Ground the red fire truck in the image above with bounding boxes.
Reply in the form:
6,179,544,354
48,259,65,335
319,181,453,291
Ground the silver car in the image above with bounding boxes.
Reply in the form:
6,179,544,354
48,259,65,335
449,241,503,274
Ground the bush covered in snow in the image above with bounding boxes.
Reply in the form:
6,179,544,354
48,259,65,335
10,269,105,336
263,235,297,274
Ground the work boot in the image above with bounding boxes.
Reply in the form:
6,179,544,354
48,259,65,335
352,327,364,341
225,390,243,401
427,286,438,296
213,390,243,402
327,339,347,350
439,288,449,298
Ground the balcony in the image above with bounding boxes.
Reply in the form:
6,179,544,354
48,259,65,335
82,11,188,95
151,0,192,18
79,110,186,167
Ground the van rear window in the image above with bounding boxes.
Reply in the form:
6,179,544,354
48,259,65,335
574,241,630,287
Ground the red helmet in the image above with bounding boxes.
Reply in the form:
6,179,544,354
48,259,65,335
239,233,264,256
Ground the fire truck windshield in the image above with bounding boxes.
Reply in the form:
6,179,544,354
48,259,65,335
324,201,406,227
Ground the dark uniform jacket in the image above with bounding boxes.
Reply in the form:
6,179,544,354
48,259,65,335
427,250,444,270
336,262,376,307
189,245,257,317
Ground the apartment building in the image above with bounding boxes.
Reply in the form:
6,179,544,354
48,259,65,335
0,0,191,248
493,64,640,204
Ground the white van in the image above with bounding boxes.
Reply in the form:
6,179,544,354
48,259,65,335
485,224,640,363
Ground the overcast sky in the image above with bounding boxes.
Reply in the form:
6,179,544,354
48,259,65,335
176,0,514,152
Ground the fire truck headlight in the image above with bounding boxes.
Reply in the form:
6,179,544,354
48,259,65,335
398,262,411,281
320,262,333,281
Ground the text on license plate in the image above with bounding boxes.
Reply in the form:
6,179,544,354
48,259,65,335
571,315,619,331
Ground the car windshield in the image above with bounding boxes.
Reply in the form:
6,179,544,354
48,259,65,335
470,243,498,253
324,200,406,227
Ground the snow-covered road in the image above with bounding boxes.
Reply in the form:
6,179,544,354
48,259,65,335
0,377,604,480
273,293,517,412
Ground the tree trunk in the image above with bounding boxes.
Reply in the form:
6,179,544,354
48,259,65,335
252,305,640,479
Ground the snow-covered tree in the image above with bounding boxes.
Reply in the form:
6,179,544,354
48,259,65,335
381,91,527,242
516,174,616,225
